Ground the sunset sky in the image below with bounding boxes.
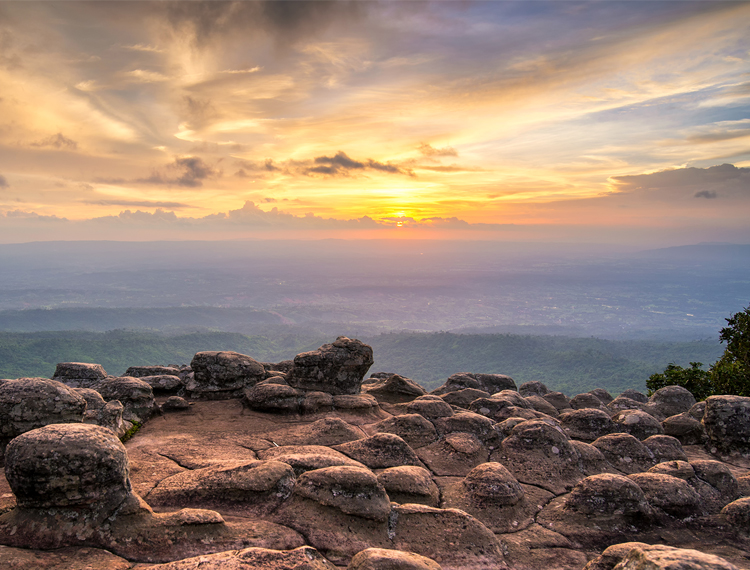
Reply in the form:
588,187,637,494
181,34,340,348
0,1,749,244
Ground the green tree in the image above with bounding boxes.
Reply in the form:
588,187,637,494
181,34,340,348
647,305,750,400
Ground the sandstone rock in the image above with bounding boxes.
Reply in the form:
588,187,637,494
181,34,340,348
492,419,584,494
620,389,649,403
97,400,126,436
570,392,609,411
648,385,697,418
146,459,295,515
139,374,184,393
332,394,381,414
439,387,490,409
75,387,106,410
303,391,336,413
334,433,424,469
432,410,502,448
688,401,706,420
722,497,750,527
432,372,516,396
279,417,363,446
259,445,368,476
162,396,190,412
147,545,337,570
525,394,560,417
642,435,688,463
406,396,454,420
416,432,489,476
518,380,550,397
0,545,132,570
349,547,442,570
286,337,374,395
51,362,107,388
97,377,157,424
612,410,664,441
591,433,657,474
188,351,266,399
662,412,706,445
627,472,702,518
703,395,750,454
584,543,702,570
607,396,665,421
559,408,616,443
125,365,182,378
376,466,439,507
648,460,696,481
691,460,739,507
244,382,303,413
571,440,619,476
362,374,427,404
543,391,573,412
388,503,509,569
0,378,86,455
373,414,438,449
613,544,739,570
589,388,615,404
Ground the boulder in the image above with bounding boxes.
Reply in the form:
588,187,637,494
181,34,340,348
334,433,424,469
439,388,490,409
620,389,649,403
570,393,609,411
188,351,266,399
662,412,706,445
591,433,657,474
589,388,615,404
286,337,374,396
702,395,750,454
433,411,502,448
416,432,489,477
0,378,86,455
642,434,688,463
244,382,304,413
524,395,560,418
138,375,184,394
51,362,108,388
722,497,750,527
518,381,550,397
432,372,516,396
543,391,573,412
97,377,156,424
162,396,190,412
612,409,664,441
258,445,368,476
627,472,702,518
613,544,739,570
491,419,584,494
278,417,363,446
362,374,426,404
607,396,665,421
349,548,442,570
691,460,739,506
571,440,618,476
648,385,697,418
376,466,439,507
559,408,616,443
406,396,454,420
75,387,106,411
648,460,696,481
688,401,706,420
373,414,438,449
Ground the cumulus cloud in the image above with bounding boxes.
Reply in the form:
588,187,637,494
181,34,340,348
418,142,458,157
0,174,7,188
30,133,78,150
83,199,191,208
610,164,750,201
98,156,221,188
234,152,413,178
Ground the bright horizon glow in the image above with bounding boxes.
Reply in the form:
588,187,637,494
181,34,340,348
0,1,749,245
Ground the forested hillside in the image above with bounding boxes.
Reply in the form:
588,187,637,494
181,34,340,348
0,330,723,396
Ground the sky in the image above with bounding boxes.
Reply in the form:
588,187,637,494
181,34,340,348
0,0,749,245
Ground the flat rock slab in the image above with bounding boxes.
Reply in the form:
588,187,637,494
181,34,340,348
0,545,132,569
146,545,337,570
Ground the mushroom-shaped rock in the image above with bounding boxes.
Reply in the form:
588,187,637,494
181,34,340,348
389,504,509,569
439,388,490,409
559,408,616,443
620,389,649,403
648,385,697,418
627,472,701,518
537,473,653,548
703,395,750,454
614,544,739,570
464,461,524,505
591,433,656,474
286,337,374,396
432,372,516,396
125,365,181,378
570,393,609,411
349,548,442,570
406,396,454,420
492,419,583,494
334,433,423,469
643,434,688,463
612,409,664,441
145,460,296,515
146,545,337,570
162,396,189,412
376,466,439,507
97,377,156,424
188,351,266,399
662,412,706,445
244,382,303,413
52,362,108,388
362,374,426,404
518,381,550,397
543,391,573,412
373,414,438,449
0,378,86,454
138,375,184,394
258,445,367,477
